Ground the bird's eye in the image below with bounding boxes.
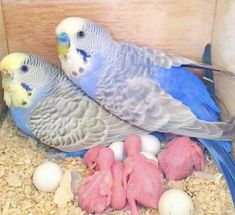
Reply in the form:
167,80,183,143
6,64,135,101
77,31,85,38
21,65,28,72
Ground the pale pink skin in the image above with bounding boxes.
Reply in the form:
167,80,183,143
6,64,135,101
83,144,105,172
76,147,114,214
123,135,164,215
111,161,126,210
158,136,206,180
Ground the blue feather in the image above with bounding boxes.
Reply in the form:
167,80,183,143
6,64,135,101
21,82,32,92
151,58,235,205
150,131,166,142
200,46,235,203
10,107,36,139
76,54,104,99
57,32,70,43
63,150,88,157
152,66,232,152
76,49,91,62
46,149,88,158
153,66,220,121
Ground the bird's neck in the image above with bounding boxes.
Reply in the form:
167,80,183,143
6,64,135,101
76,56,104,99
76,41,120,99
76,49,114,99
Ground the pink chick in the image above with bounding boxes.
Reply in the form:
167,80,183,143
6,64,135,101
123,135,164,215
111,161,126,210
76,147,114,214
83,144,105,172
158,136,206,180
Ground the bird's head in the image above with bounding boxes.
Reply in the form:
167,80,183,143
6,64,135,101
55,17,113,79
0,53,59,108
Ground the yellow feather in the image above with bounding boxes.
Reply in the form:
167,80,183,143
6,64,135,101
0,53,26,71
57,42,70,56
1,53,32,108
2,78,32,108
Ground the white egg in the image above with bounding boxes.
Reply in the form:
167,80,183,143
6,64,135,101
158,189,194,215
141,134,161,155
33,162,63,192
140,151,158,161
109,141,125,161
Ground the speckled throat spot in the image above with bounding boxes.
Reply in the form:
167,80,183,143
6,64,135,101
72,71,78,77
79,67,84,73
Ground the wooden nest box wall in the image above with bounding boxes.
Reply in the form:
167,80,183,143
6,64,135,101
0,0,235,152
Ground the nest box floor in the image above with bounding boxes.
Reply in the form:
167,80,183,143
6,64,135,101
0,116,234,215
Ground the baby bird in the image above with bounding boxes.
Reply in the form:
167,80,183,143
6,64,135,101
158,136,205,180
75,147,114,214
123,135,164,215
111,161,126,210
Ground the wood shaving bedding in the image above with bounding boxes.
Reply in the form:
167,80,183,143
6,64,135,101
0,116,234,215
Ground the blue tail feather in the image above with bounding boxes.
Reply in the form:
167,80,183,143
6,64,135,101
199,139,235,205
198,45,235,205
150,131,166,142
62,150,88,157
202,44,216,101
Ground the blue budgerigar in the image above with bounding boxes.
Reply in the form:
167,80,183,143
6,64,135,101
0,53,150,153
55,17,235,204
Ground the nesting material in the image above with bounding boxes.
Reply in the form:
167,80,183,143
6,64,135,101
0,116,234,215
53,169,74,207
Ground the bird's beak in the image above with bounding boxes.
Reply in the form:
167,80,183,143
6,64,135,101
56,32,70,58
0,69,12,78
56,41,70,58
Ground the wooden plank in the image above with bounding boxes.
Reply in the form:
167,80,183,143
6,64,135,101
0,0,8,115
0,2,7,58
211,0,235,155
212,0,235,118
2,0,216,66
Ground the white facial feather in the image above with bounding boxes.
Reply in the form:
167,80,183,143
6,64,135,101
56,17,91,80
59,48,88,80
55,17,85,39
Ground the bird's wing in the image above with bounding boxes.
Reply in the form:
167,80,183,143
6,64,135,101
30,78,145,152
121,43,234,76
96,77,230,140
